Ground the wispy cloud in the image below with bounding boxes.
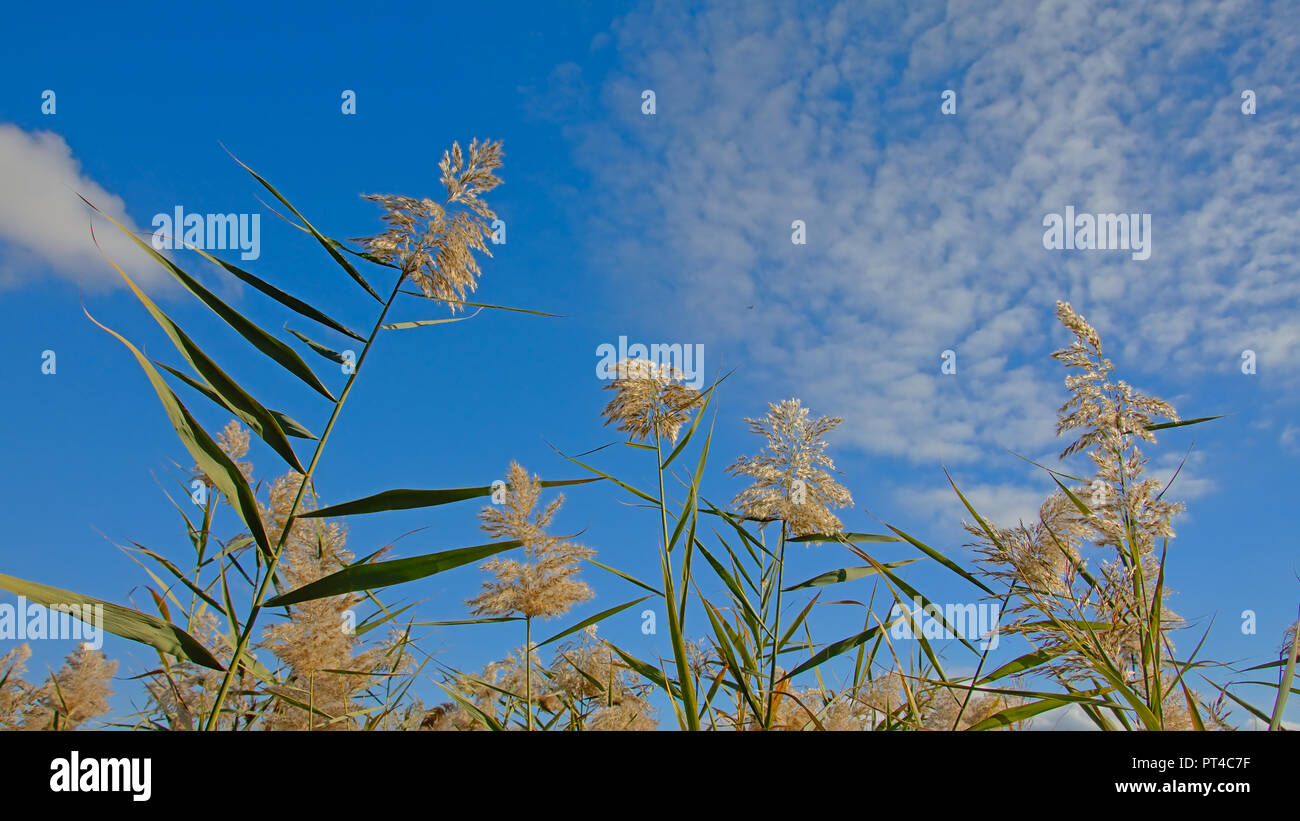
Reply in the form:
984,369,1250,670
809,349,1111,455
550,0,1300,474
0,124,164,291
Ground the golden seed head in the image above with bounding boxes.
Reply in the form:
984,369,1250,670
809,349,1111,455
355,139,504,311
467,462,595,620
726,398,854,537
599,358,704,444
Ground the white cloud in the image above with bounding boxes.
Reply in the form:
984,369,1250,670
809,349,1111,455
895,480,1046,535
1244,714,1300,731
1036,702,1102,731
0,124,165,291
553,0,1300,471
1281,424,1300,450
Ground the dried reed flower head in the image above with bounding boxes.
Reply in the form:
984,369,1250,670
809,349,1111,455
193,419,254,489
0,643,32,730
684,637,716,679
23,643,117,730
820,697,874,731
763,680,823,731
259,471,388,729
482,644,560,710
920,686,1016,731
727,398,854,537
1091,555,1184,675
426,644,564,728
1052,301,1183,557
468,462,595,620
588,697,658,731
144,607,234,730
1153,677,1230,731
356,138,503,311
855,671,909,719
969,490,1089,597
548,626,651,713
758,675,869,731
600,358,703,444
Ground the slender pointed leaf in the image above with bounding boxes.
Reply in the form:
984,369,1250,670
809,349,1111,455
783,616,904,681
84,306,272,559
223,148,384,303
0,573,222,671
285,326,349,364
381,308,482,329
788,532,904,544
299,478,600,519
95,245,305,472
264,540,523,607
537,596,652,647
783,559,923,591
157,362,316,440
184,243,365,341
80,196,337,401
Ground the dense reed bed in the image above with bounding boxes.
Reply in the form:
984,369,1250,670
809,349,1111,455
2,141,1295,731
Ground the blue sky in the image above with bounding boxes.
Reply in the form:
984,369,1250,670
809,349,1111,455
1,0,1297,729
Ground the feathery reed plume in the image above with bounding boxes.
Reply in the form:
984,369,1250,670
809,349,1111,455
356,139,504,310
193,418,254,490
600,358,703,444
1053,301,1183,558
1052,302,1185,675
548,627,625,702
1153,676,1231,731
144,607,244,730
759,678,822,730
547,626,657,730
468,461,594,730
588,698,658,731
22,643,117,730
969,491,1088,598
0,643,32,730
919,686,1016,731
856,671,910,722
467,462,594,620
259,471,387,730
727,398,853,537
726,399,854,728
423,645,556,731
970,301,1191,705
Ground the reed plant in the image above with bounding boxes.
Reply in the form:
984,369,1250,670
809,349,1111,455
1,146,1293,731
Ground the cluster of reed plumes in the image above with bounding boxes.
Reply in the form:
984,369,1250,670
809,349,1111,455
0,643,116,730
3,140,1295,731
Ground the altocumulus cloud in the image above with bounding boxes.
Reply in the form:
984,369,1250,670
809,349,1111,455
551,0,1300,474
0,124,164,291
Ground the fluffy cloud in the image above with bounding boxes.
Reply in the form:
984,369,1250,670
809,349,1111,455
0,124,164,291
894,480,1047,535
552,0,1300,473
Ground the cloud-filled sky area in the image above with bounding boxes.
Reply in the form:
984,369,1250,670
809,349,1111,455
1,0,1296,729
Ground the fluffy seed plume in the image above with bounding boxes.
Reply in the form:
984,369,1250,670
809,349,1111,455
969,303,1187,684
193,418,254,490
356,138,503,310
0,644,32,730
727,398,853,537
467,462,594,620
969,490,1089,598
1052,301,1184,557
599,358,703,444
22,643,117,730
259,471,390,729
